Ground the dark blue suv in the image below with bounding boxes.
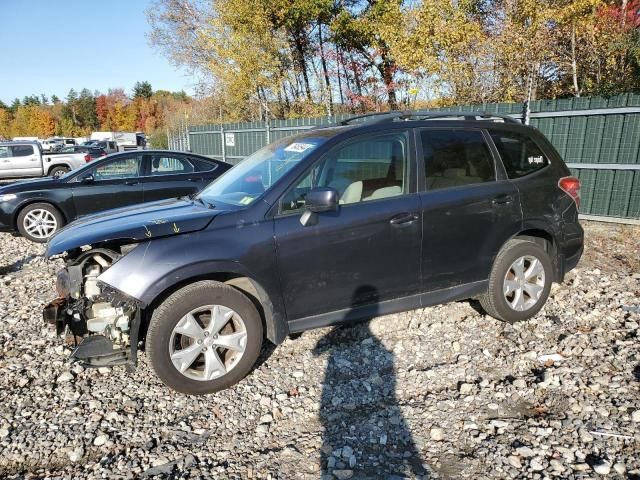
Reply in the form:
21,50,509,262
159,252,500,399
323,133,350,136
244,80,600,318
44,112,584,394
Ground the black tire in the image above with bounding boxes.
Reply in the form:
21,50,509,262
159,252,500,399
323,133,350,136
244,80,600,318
147,280,264,395
479,239,553,323
16,202,64,243
49,166,70,178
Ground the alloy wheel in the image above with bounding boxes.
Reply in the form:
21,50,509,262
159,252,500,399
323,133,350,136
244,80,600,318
503,255,546,312
23,209,58,239
169,305,248,381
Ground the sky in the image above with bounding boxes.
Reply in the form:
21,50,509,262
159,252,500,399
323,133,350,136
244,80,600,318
0,0,196,104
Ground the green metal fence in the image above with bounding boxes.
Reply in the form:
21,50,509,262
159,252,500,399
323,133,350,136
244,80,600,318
186,93,640,221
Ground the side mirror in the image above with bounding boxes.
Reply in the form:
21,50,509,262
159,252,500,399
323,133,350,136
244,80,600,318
305,187,339,213
80,174,94,183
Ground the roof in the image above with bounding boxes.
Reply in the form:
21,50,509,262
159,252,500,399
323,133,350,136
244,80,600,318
0,141,41,147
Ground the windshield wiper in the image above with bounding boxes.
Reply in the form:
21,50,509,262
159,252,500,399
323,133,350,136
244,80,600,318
191,196,215,209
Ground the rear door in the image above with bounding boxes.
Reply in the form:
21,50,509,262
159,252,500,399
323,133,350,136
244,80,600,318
0,146,11,175
8,144,42,177
417,128,521,292
141,153,203,202
71,153,144,216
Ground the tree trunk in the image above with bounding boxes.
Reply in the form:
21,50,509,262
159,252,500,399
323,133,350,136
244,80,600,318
571,22,580,97
336,49,345,106
349,54,364,111
378,55,398,110
292,35,312,102
318,23,334,116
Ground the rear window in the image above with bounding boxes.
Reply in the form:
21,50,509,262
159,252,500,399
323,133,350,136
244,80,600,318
490,132,549,179
421,129,495,191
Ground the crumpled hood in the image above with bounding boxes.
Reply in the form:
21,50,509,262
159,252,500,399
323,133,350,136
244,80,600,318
46,197,221,256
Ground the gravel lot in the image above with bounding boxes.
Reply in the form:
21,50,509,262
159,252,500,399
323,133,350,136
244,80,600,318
0,221,639,479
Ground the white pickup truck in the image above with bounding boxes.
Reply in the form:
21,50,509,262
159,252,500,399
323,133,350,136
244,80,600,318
0,141,89,179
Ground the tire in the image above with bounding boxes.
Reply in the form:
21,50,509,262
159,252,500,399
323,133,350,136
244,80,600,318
147,280,264,395
479,239,553,323
49,166,70,178
16,202,64,243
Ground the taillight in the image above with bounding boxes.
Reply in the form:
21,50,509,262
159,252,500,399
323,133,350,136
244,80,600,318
559,176,581,207
84,154,91,163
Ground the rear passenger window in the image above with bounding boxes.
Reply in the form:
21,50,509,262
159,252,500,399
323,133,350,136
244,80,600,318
421,130,495,191
151,155,194,175
490,132,549,178
11,145,34,157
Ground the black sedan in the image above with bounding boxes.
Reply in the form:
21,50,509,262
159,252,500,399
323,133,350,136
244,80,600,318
0,150,231,242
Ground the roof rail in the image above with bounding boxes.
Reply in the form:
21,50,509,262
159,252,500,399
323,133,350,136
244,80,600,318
338,110,522,126
338,110,410,126
405,111,522,124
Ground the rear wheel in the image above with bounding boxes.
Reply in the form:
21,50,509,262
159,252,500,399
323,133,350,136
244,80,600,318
17,203,64,243
147,281,264,395
49,166,70,178
479,239,553,323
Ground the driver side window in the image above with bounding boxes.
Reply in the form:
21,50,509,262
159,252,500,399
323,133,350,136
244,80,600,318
280,132,408,214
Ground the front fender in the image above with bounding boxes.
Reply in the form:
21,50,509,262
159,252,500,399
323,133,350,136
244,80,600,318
97,230,289,343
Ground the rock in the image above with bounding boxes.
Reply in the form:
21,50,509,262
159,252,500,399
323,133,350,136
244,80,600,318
631,410,640,423
613,463,626,474
68,446,84,462
515,446,535,458
93,434,108,446
459,383,474,395
430,427,445,441
530,457,545,471
56,371,74,383
259,414,273,424
508,456,522,469
592,460,611,475
333,470,353,480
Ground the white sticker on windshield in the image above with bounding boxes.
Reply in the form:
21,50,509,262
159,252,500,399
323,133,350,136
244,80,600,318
284,142,314,153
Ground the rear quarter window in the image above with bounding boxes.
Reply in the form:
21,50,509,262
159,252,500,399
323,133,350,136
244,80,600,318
490,132,549,179
191,157,219,172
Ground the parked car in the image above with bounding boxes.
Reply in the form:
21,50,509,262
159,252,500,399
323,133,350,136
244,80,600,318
42,112,584,395
59,145,108,161
0,150,230,242
41,140,61,152
83,140,119,154
0,141,88,180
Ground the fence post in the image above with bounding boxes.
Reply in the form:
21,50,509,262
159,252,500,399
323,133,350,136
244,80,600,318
265,118,271,145
220,125,227,163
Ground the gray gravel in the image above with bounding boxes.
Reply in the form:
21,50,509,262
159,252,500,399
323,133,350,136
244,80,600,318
0,221,639,479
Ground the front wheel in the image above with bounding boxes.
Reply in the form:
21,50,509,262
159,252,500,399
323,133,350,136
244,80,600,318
479,239,553,323
16,202,64,243
147,281,264,395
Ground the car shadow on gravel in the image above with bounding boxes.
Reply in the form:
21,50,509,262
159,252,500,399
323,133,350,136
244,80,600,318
0,254,39,275
312,286,427,478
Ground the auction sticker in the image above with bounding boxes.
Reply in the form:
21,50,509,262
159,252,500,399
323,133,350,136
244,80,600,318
285,142,314,153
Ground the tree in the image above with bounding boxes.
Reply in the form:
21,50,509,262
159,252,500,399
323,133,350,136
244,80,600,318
133,81,153,99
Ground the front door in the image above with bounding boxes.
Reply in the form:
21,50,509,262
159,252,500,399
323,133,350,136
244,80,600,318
71,153,144,216
417,128,522,292
274,130,422,324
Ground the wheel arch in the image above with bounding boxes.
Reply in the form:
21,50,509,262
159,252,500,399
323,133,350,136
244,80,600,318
46,163,72,176
510,226,560,281
13,200,67,230
138,271,287,347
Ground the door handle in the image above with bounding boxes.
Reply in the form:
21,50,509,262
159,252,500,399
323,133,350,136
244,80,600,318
124,180,139,186
492,194,514,206
187,178,199,182
389,212,419,225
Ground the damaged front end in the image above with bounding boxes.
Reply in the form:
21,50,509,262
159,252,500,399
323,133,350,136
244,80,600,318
44,247,141,371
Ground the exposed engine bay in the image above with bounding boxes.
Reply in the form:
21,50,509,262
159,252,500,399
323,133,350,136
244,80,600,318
43,245,141,369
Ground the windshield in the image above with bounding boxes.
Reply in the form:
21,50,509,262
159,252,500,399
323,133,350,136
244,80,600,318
197,134,329,206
